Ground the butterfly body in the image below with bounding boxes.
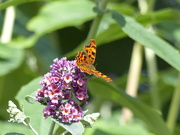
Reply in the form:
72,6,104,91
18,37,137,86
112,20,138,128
76,39,112,82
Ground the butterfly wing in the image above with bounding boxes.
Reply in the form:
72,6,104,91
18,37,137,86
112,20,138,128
76,39,96,74
83,39,96,65
91,69,112,82
76,51,94,74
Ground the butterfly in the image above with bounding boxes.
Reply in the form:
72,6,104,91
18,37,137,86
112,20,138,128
75,39,112,82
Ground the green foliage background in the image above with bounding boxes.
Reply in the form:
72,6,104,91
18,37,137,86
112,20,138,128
0,0,180,135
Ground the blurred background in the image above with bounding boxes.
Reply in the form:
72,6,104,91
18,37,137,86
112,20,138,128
0,0,180,135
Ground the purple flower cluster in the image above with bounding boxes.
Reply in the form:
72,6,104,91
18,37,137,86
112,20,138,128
36,57,88,123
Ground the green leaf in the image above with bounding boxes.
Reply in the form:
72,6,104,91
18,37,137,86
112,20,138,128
53,119,84,135
111,11,180,72
0,46,24,76
87,78,170,135
15,77,53,135
27,0,96,34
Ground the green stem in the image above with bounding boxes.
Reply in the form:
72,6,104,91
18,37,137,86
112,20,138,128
166,72,180,133
86,0,109,41
145,47,160,110
23,119,38,135
138,0,160,110
125,42,143,97
48,121,56,135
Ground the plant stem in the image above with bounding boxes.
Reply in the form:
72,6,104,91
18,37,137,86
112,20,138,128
145,46,160,109
138,0,160,110
1,6,15,43
121,42,143,123
48,121,56,135
24,121,38,135
166,72,180,133
125,42,143,97
86,0,109,41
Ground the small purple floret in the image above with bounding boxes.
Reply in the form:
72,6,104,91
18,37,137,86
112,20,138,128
36,57,88,123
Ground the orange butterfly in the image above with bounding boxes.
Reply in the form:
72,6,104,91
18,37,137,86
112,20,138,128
75,39,112,82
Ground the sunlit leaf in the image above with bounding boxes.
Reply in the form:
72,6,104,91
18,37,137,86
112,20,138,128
52,119,84,135
27,0,96,34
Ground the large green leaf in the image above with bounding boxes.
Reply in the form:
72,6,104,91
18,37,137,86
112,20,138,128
15,77,52,135
87,78,170,135
111,11,180,72
27,0,96,34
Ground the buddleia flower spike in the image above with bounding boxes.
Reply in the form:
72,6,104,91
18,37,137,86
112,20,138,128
36,57,89,123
